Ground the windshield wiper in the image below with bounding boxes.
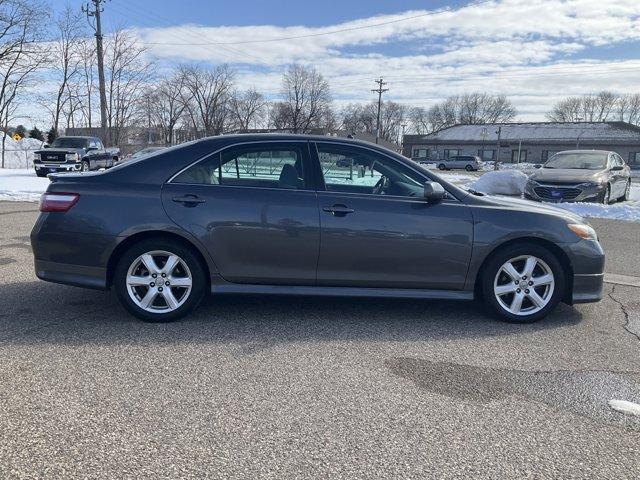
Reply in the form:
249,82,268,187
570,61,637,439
467,188,485,196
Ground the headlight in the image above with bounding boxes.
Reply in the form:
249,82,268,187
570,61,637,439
576,181,603,189
65,153,80,162
33,152,40,161
567,223,598,241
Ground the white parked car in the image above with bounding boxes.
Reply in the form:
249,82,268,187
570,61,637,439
437,155,483,171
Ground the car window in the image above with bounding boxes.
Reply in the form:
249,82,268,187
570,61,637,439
316,143,425,198
172,143,307,189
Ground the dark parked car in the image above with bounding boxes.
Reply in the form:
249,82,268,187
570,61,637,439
33,136,118,177
437,155,482,171
524,150,631,204
31,135,604,323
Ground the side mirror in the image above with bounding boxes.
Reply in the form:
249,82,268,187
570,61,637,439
534,164,542,169
611,165,623,171
43,144,50,149
423,181,446,202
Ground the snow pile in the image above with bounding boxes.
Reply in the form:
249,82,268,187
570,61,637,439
468,170,528,196
0,169,49,201
0,133,43,168
553,201,640,222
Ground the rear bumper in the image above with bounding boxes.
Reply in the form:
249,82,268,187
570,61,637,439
34,258,107,290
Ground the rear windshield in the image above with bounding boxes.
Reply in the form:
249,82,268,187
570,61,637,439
50,138,88,148
544,152,607,170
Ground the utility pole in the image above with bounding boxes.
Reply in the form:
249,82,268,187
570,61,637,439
371,78,388,144
83,0,109,145
494,126,502,170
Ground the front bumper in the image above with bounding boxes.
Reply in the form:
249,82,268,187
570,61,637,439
524,182,605,203
34,162,81,173
560,238,605,304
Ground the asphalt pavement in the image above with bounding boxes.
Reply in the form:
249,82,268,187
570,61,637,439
1,202,639,479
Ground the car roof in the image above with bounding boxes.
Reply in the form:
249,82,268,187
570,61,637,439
555,149,612,155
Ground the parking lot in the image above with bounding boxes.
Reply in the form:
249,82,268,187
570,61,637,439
1,201,639,478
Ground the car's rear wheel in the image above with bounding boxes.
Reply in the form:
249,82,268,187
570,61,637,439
35,170,47,177
438,163,446,170
114,238,206,322
81,160,90,172
481,243,565,323
465,164,474,171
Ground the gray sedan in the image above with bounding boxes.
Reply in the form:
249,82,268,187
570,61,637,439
31,135,604,324
524,150,632,204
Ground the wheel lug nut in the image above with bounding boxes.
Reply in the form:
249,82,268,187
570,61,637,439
161,273,166,277
150,282,155,287
158,287,163,292
522,276,527,280
516,288,521,293
165,281,170,286
529,281,533,286
152,273,157,278
525,289,530,294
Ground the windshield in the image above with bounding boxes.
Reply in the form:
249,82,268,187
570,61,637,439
50,137,88,149
544,152,607,170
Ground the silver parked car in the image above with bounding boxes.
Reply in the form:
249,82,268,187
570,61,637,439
524,150,632,204
437,155,482,171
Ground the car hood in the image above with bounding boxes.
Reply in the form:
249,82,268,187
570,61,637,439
528,168,606,184
467,193,585,223
35,148,85,155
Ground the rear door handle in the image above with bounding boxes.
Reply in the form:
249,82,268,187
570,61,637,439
172,194,205,206
322,204,355,216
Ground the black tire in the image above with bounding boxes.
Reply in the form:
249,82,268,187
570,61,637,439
599,184,611,204
465,164,474,171
81,160,90,172
481,242,566,324
114,238,207,322
35,170,47,177
438,164,446,170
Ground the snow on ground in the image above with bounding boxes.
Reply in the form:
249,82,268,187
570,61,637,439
0,169,49,202
0,133,43,168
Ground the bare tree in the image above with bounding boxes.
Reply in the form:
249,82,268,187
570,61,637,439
46,5,84,133
276,64,332,133
0,0,46,166
408,106,431,134
547,91,620,122
146,73,188,145
340,100,406,142
180,64,234,137
103,29,154,146
228,88,267,131
427,93,517,131
618,93,640,126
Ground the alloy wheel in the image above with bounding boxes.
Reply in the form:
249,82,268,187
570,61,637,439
126,250,193,313
493,255,555,316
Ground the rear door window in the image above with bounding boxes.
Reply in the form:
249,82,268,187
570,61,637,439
172,143,310,190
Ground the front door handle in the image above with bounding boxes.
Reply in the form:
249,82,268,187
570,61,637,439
322,204,355,217
172,194,205,206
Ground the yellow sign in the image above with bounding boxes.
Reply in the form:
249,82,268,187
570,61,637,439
12,133,21,141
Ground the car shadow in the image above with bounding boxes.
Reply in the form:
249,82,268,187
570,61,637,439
0,281,584,348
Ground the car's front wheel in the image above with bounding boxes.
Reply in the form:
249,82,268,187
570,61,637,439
114,238,207,322
438,163,447,170
481,243,565,323
621,180,631,202
465,164,474,171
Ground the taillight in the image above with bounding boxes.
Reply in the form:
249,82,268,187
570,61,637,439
39,192,80,212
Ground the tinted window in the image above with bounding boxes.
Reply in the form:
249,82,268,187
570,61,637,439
173,144,307,189
50,137,88,148
316,143,425,198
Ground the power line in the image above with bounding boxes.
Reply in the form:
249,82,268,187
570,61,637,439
141,0,494,46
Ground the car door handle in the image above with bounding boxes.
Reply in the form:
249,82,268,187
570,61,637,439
172,195,205,206
322,204,355,216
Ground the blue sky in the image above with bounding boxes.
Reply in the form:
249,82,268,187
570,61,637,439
44,0,640,120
